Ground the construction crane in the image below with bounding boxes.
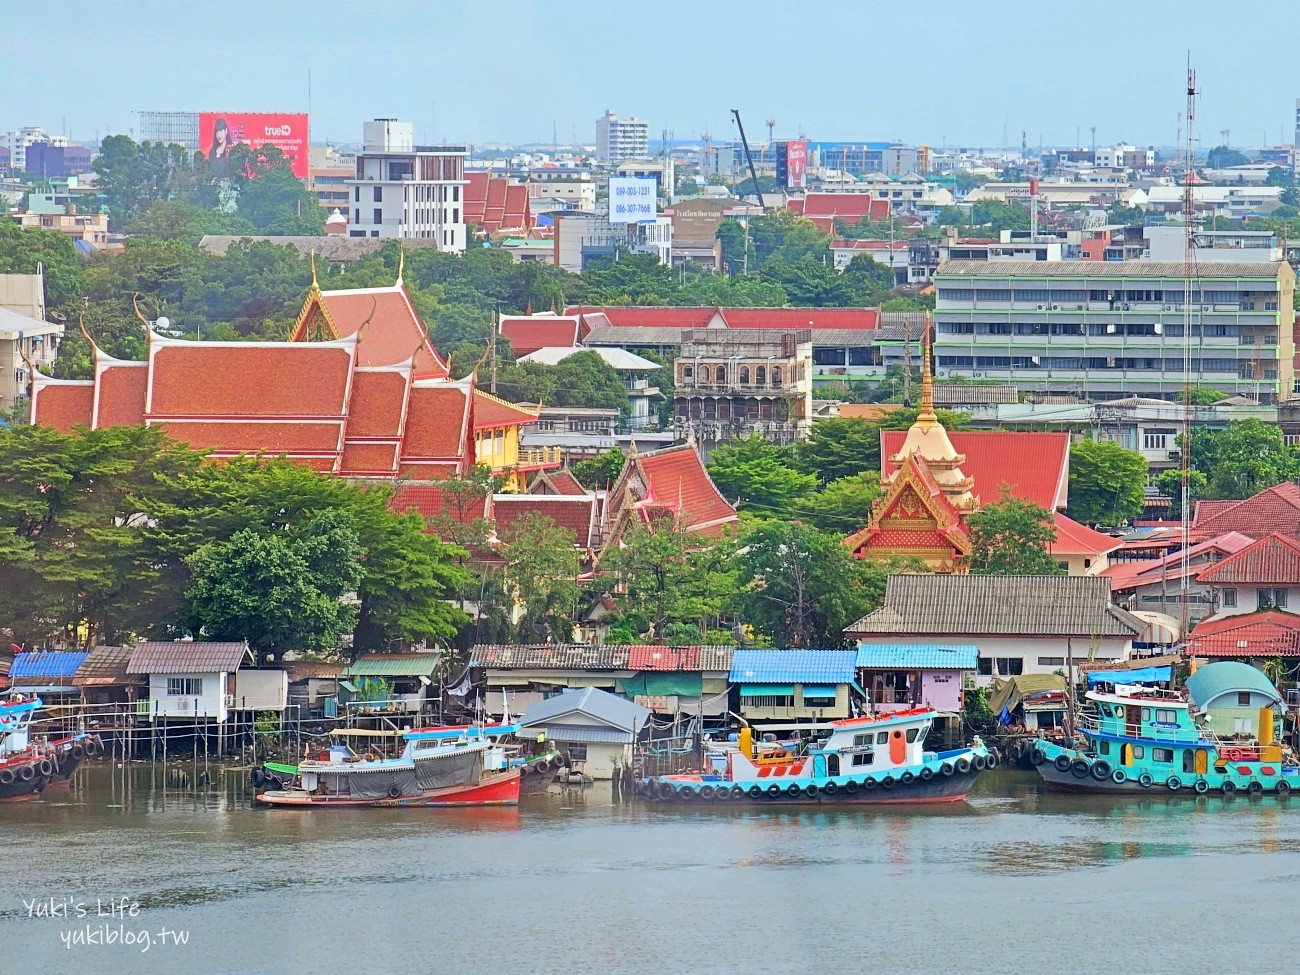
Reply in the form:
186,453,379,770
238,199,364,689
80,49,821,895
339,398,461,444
731,108,766,213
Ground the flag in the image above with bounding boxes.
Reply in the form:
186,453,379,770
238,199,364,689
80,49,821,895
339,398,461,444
998,706,1012,725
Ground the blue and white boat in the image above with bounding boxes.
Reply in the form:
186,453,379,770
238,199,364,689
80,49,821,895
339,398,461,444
0,695,55,801
641,707,994,805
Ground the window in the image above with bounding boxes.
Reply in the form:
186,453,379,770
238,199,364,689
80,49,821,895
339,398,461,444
755,366,766,385
373,186,382,202
681,366,693,380
851,752,875,767
1152,748,1174,764
1258,588,1274,609
1037,656,1065,667
1237,692,1252,707
1141,707,1151,721
1155,709,1178,724
1143,430,1173,450
747,695,793,708
167,677,203,696
977,657,993,676
1097,740,1111,755
1275,588,1288,609
373,208,382,225
565,743,588,761
802,692,836,708
994,657,1023,676
353,186,360,202
1131,745,1145,759
905,728,919,743
876,731,889,744
739,365,750,384
853,733,873,747
1222,588,1237,608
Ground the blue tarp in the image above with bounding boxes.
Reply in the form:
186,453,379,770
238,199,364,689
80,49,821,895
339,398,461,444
1087,666,1171,686
10,651,89,680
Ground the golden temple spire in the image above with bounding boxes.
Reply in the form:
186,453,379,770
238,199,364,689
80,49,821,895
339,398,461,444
395,245,406,288
310,250,319,291
917,311,936,427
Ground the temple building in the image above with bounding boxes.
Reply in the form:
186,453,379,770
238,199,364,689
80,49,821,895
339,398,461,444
844,320,1117,574
29,259,557,488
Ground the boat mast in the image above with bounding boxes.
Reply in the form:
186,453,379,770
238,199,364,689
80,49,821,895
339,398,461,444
1179,58,1198,646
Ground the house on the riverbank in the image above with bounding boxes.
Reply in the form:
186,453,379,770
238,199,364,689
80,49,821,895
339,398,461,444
340,654,444,719
518,687,650,779
8,651,89,702
729,649,858,723
126,641,252,724
854,644,976,714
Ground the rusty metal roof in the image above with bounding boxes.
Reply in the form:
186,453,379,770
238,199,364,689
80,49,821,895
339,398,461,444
126,641,249,674
73,645,145,687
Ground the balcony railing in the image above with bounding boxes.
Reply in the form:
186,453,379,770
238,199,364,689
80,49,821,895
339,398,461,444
516,446,563,469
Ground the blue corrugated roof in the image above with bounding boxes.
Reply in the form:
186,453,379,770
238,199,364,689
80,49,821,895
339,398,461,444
10,651,90,680
729,649,857,684
855,644,977,670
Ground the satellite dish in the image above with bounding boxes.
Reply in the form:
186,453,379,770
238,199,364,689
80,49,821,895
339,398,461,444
155,316,170,330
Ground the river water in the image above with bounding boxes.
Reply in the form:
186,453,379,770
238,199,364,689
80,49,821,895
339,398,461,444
2,764,1298,975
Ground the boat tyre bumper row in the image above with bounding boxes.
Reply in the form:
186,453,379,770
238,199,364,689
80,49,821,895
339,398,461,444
1034,743,1299,796
641,750,995,802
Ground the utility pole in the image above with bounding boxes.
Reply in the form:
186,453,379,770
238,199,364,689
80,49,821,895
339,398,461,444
902,316,913,406
490,316,498,395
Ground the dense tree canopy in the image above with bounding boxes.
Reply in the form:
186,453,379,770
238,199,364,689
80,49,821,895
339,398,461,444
706,435,818,518
1188,419,1300,500
967,489,1062,575
1067,439,1147,526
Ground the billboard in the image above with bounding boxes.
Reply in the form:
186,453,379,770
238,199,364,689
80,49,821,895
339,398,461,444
199,112,309,178
777,140,807,190
608,176,657,224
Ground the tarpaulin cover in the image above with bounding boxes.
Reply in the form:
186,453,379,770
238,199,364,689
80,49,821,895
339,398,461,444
989,674,1068,717
1087,666,1171,686
739,684,794,697
619,673,704,697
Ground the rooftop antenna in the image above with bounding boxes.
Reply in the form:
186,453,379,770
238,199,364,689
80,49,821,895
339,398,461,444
1179,55,1199,646
765,118,776,146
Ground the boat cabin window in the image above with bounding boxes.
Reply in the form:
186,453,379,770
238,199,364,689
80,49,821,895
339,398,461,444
1131,745,1145,760
1237,693,1251,707
851,752,874,767
1141,707,1152,721
853,733,873,748
905,728,920,743
876,731,889,744
1152,748,1174,764
1098,704,1111,717
1097,740,1110,755
1155,709,1178,724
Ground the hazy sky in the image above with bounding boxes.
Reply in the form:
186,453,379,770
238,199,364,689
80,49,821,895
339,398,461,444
6,0,1299,151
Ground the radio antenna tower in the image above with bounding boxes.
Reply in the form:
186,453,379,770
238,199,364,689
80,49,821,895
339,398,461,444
1179,57,1198,644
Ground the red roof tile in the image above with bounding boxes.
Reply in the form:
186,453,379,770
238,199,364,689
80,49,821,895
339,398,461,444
1102,532,1256,591
1185,610,1300,657
492,495,597,548
499,315,583,356
881,430,1070,511
464,172,533,233
163,420,343,456
626,645,703,671
631,444,739,532
345,370,408,438
390,480,491,524
149,343,352,418
401,383,471,461
319,286,446,378
566,306,719,329
1197,532,1300,585
95,363,147,427
529,470,588,496
339,441,399,474
720,308,879,330
32,381,93,432
1048,513,1123,558
1190,483,1300,540
792,193,891,221
473,390,538,429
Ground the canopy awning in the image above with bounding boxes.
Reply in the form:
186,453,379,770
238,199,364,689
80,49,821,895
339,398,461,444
1087,666,1172,686
740,684,794,697
619,673,704,698
989,675,1068,719
801,685,837,697
1130,611,1181,646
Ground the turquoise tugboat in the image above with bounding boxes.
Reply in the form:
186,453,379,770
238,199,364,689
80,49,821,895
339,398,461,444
1032,662,1298,797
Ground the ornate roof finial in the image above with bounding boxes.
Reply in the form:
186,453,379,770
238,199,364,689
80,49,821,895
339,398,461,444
918,311,936,426
132,293,149,329
78,313,99,363
627,430,638,458
309,250,319,291
396,244,406,288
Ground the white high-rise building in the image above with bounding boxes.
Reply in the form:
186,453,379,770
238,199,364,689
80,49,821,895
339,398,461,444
344,119,467,251
3,127,68,172
595,110,649,166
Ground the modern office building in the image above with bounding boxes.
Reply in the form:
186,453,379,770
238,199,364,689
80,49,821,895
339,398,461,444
932,260,1296,401
344,119,467,250
2,128,68,173
595,110,648,166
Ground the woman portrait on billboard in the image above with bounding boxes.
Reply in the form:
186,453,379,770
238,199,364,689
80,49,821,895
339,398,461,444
208,117,236,175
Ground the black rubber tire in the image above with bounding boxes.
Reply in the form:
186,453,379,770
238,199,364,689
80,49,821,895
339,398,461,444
1276,780,1292,796
1112,768,1128,784
957,757,972,774
973,754,987,772
881,775,896,789
533,760,550,774
803,784,818,798
863,777,877,790
658,783,675,800
986,752,999,769
822,782,838,796
37,759,53,776
715,786,730,801
1091,761,1111,781
1030,748,1046,766
70,744,85,760
1166,776,1182,792
1194,779,1209,794
1221,780,1237,796
0,769,13,785
730,786,744,799
919,767,934,781
786,784,801,798
1054,754,1072,773
900,771,915,785
1071,759,1090,779
940,763,954,776
387,785,403,799
1138,773,1153,789
250,767,265,788
1247,781,1264,796
19,766,34,782
699,785,714,799
767,785,781,797
679,786,696,801
844,779,860,794
748,785,763,799
85,738,101,756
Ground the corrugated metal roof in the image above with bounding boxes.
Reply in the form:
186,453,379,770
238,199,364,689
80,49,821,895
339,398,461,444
127,642,248,674
72,645,144,687
937,260,1286,278
281,661,347,682
847,575,1143,637
624,645,735,672
533,724,635,744
473,644,631,669
855,644,978,670
1186,661,1282,709
729,649,858,683
519,687,649,733
344,654,443,677
10,651,89,681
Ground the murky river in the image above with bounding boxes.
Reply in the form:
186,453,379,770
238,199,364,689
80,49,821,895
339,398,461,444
2,763,1298,975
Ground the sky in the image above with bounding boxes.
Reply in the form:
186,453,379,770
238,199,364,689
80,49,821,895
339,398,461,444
6,0,1300,152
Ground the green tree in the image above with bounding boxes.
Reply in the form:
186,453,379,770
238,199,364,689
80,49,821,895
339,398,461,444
1206,145,1248,169
796,472,881,535
1154,468,1208,511
233,144,327,234
495,350,628,411
706,435,818,517
794,417,885,483
1190,419,1300,499
1066,439,1147,526
0,220,84,305
732,521,888,647
571,449,625,489
497,513,581,642
607,522,734,638
966,489,1062,575
186,509,361,664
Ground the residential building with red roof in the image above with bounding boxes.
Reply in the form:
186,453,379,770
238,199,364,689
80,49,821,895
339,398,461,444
1103,531,1255,624
498,313,587,356
1196,532,1300,621
788,192,890,234
30,268,553,487
1190,483,1300,541
1184,609,1300,661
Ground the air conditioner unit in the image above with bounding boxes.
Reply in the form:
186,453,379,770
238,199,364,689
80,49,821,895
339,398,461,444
972,371,985,377
1077,305,1085,311
1037,304,1046,310
1051,304,1061,310
1162,304,1171,311
1122,303,1131,311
